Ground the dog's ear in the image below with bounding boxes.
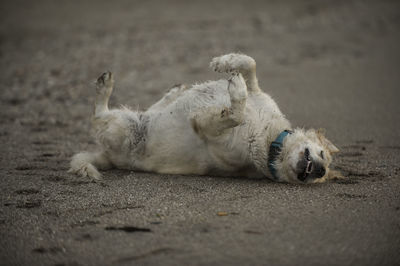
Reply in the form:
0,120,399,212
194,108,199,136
316,128,339,154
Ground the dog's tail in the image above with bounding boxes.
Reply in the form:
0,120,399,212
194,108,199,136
95,71,114,116
210,53,260,93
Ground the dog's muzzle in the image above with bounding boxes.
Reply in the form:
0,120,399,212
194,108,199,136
297,148,326,181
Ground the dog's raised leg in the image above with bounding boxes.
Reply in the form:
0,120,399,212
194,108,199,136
191,73,248,137
210,53,260,92
95,71,113,116
69,72,115,180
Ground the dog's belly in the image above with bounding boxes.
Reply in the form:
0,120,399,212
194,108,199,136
131,80,226,174
137,111,212,174
135,111,249,175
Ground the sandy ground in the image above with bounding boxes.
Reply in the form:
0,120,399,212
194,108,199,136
0,0,400,265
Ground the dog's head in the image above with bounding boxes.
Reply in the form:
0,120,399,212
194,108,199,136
272,128,339,183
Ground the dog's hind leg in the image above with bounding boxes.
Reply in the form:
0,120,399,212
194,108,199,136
95,71,114,116
69,151,112,180
210,53,260,93
69,72,115,180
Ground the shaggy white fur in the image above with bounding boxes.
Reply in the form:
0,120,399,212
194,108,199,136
69,53,340,183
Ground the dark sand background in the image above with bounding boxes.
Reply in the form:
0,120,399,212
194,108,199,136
0,0,399,265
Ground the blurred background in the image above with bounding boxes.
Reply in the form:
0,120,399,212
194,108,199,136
0,0,399,265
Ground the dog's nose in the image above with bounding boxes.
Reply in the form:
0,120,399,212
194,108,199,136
315,166,326,178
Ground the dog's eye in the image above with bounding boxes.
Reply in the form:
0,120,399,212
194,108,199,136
320,150,324,159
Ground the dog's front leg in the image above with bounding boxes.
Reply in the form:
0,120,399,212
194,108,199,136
191,73,247,137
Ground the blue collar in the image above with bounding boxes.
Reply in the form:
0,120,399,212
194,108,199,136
267,130,293,180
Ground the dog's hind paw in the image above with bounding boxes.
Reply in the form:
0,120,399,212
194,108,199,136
68,163,102,181
96,71,114,94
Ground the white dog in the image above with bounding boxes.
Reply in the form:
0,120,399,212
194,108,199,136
69,53,340,183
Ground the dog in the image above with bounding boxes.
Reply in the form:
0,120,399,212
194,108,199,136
69,53,341,183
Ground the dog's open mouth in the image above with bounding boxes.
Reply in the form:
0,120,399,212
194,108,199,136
297,148,313,181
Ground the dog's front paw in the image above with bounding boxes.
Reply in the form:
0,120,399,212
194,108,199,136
96,71,114,93
210,55,233,73
210,53,256,73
